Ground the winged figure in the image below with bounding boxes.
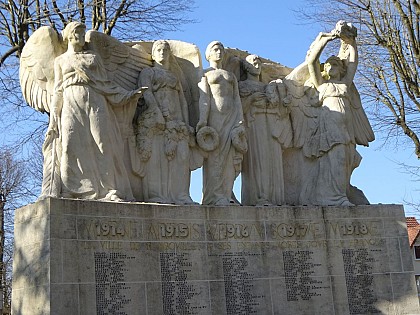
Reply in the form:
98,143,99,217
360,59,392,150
297,21,375,206
20,22,148,201
221,22,373,207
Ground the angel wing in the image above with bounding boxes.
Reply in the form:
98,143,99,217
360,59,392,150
348,83,375,145
85,31,152,91
226,48,295,148
336,41,375,146
19,26,66,113
130,40,203,127
283,62,321,149
167,40,203,127
223,48,293,83
19,26,66,198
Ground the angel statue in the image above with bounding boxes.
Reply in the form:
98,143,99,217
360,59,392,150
298,21,375,206
239,54,292,206
136,40,197,204
196,41,246,206
20,22,149,201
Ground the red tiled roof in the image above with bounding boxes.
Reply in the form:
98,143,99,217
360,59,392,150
407,217,420,228
406,217,420,247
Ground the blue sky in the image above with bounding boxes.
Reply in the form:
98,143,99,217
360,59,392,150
165,0,420,215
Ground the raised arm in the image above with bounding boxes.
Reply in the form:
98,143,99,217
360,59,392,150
306,32,337,88
340,39,358,86
335,21,358,86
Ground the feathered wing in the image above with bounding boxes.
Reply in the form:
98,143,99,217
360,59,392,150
336,41,375,146
167,40,203,128
283,62,374,149
19,26,66,198
348,83,375,145
163,40,204,170
283,62,320,149
224,48,294,148
19,26,66,113
223,48,292,83
86,30,152,91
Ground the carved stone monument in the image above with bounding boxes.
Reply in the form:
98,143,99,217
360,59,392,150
12,199,419,314
196,41,246,206
12,21,420,315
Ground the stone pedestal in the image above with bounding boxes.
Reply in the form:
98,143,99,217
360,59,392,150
12,199,420,314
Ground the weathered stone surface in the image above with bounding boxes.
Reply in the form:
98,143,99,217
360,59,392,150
12,199,419,314
197,41,245,206
20,21,377,208
21,22,147,202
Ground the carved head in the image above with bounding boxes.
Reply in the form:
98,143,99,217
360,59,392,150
151,40,171,64
335,20,357,39
205,41,224,62
323,56,346,80
62,22,86,48
244,54,262,77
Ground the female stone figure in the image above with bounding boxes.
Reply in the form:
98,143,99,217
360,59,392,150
49,22,144,201
138,40,195,204
239,54,291,206
196,41,246,206
301,21,374,206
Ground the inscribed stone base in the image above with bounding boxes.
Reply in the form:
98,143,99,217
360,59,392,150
11,198,420,315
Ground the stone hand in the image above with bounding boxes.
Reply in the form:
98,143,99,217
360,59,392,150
252,91,266,100
131,86,148,100
196,120,207,132
334,20,357,42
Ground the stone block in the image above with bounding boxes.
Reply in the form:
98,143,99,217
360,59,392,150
271,276,334,315
11,199,420,315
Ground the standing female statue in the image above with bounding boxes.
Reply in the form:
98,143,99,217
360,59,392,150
301,21,374,206
196,41,246,206
50,22,145,201
20,22,146,201
239,54,291,206
137,40,195,204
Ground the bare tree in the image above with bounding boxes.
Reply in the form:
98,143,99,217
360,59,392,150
299,0,420,159
0,148,33,314
0,2,198,307
0,0,196,151
0,0,196,66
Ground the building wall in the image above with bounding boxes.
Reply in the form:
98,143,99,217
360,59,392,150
412,239,420,297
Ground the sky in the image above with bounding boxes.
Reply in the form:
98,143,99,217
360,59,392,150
2,0,417,217
164,0,420,216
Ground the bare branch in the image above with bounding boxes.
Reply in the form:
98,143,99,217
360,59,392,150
0,46,19,68
78,0,85,24
105,0,126,35
51,0,66,26
299,0,420,160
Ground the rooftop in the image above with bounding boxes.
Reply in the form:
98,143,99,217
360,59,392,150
406,217,420,247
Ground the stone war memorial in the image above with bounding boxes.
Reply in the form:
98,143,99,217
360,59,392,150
12,20,420,314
